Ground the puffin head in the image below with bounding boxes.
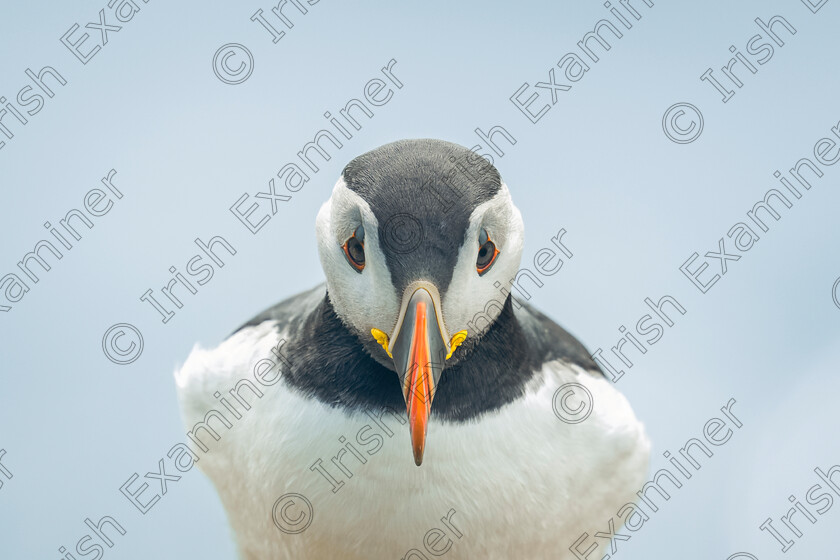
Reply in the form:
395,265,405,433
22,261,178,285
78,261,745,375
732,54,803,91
315,139,525,465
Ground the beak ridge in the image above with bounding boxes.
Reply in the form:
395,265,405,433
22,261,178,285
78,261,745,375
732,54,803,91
390,287,448,465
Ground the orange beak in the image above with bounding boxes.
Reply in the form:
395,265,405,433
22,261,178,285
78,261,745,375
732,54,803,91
389,287,448,466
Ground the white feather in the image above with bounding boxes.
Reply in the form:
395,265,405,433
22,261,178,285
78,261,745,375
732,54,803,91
315,178,401,337
442,182,524,337
175,323,650,560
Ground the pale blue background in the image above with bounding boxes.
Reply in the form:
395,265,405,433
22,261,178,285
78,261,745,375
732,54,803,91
1,0,839,558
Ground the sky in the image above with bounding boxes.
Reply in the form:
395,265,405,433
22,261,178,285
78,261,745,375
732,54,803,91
0,0,839,558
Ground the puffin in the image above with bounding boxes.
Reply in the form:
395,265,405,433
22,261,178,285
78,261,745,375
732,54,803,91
175,139,650,560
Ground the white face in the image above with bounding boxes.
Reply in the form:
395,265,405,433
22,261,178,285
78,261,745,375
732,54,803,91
315,176,525,358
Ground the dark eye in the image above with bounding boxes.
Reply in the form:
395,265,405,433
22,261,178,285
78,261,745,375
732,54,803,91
476,228,499,275
343,225,365,272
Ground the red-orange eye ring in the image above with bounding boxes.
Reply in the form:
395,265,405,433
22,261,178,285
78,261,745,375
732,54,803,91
343,225,366,272
476,228,499,275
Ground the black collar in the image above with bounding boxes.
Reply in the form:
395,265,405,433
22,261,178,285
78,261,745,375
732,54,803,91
281,294,542,422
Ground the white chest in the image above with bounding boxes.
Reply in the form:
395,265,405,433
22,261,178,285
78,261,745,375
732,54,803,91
184,355,649,560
